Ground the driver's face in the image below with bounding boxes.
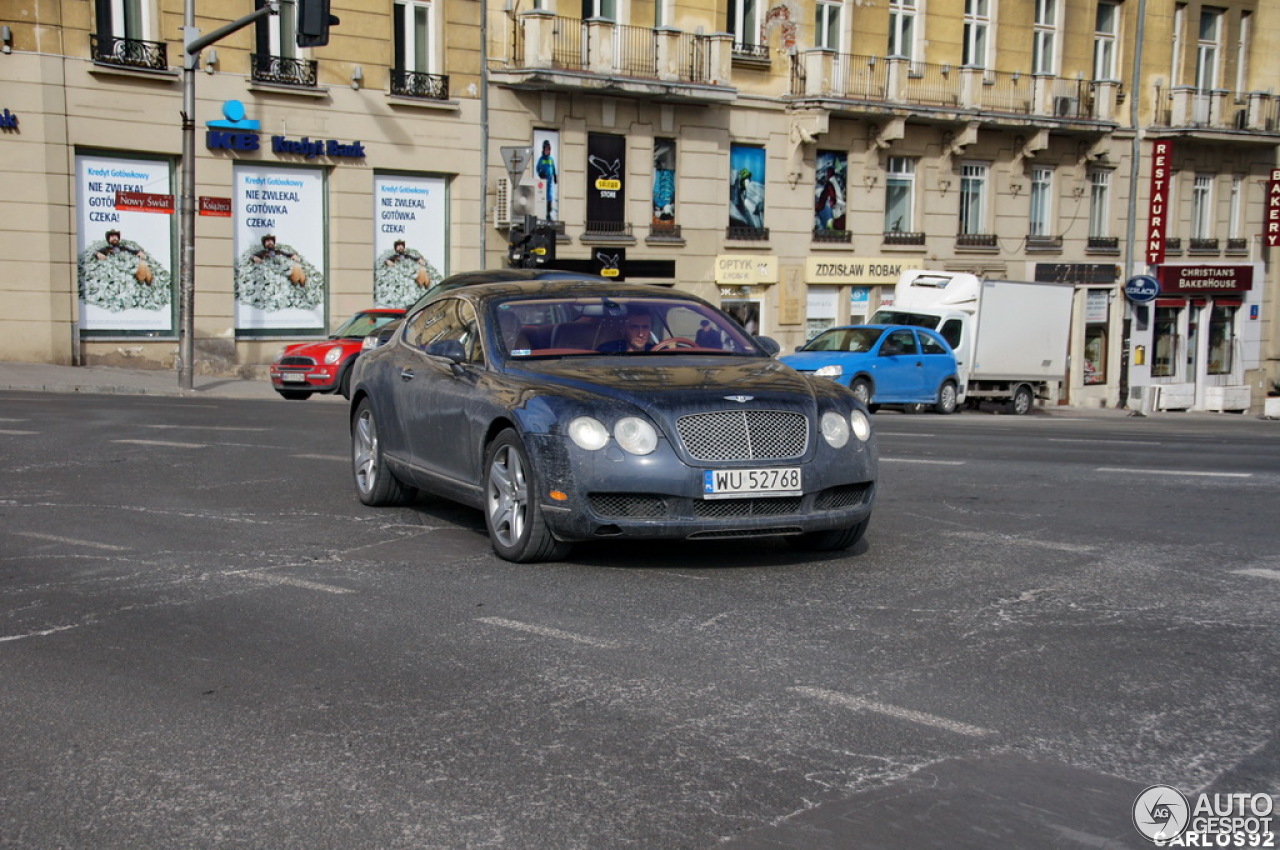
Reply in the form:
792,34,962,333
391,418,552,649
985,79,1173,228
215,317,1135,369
624,318,651,350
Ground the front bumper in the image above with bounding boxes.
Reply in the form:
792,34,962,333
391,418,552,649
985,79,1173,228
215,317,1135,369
270,365,340,393
523,433,876,543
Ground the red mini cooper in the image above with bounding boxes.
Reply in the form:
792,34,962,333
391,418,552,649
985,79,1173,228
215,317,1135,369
270,308,405,400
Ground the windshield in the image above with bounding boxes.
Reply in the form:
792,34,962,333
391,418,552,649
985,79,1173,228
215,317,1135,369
333,312,401,339
490,296,760,358
801,327,884,353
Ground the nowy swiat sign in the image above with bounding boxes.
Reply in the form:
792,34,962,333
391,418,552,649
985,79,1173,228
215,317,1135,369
206,100,365,160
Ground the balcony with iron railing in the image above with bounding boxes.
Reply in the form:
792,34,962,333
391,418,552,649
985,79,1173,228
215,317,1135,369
1152,85,1280,135
91,34,168,71
391,70,449,100
882,231,926,246
493,12,734,102
251,53,318,87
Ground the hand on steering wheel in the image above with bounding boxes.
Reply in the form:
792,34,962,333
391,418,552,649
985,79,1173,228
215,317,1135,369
652,337,696,351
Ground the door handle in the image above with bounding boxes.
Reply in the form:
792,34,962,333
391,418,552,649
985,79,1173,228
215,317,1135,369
399,368,415,381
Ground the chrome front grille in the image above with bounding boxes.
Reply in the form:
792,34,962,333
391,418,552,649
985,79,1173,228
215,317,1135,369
279,355,315,367
675,410,808,462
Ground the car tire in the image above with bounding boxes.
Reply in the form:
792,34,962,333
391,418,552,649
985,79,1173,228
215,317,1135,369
934,381,958,415
484,429,572,563
1007,385,1034,416
338,365,353,400
787,518,869,552
278,389,312,400
352,398,416,506
850,378,872,407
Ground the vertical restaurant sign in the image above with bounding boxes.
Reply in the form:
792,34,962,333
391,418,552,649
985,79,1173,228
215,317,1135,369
233,164,326,331
1267,168,1280,247
587,133,626,228
1146,140,1173,265
75,154,174,332
372,174,448,309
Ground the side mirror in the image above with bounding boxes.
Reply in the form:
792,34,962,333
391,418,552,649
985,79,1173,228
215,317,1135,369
426,339,467,363
754,336,781,357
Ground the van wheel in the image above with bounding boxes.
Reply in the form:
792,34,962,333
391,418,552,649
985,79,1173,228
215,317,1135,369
1007,385,1034,416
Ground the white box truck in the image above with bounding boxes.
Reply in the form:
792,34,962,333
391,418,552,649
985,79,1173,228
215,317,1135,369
869,270,1074,414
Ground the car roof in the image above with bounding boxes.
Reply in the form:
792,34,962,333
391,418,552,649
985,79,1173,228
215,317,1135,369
405,269,611,313
430,279,702,307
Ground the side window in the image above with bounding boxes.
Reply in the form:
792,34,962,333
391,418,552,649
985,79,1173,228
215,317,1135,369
884,329,918,355
405,299,483,363
939,319,963,350
919,332,948,355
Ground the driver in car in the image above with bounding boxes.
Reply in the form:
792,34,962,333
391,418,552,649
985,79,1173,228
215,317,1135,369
597,307,655,353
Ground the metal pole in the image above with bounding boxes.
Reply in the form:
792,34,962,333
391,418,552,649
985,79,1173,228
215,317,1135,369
1119,0,1149,409
178,6,197,390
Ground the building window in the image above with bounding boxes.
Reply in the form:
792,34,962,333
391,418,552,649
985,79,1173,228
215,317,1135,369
884,156,916,233
815,0,842,51
1228,175,1243,241
257,0,298,60
963,0,990,69
888,0,918,61
1033,0,1058,75
97,0,150,41
1093,1,1119,80
1191,174,1214,240
1152,306,1179,378
1083,323,1108,385
395,1,437,75
1088,170,1111,238
584,0,618,22
959,162,988,236
1196,7,1222,91
729,0,764,51
1236,12,1252,93
1171,4,1186,84
1206,303,1236,375
1029,167,1053,237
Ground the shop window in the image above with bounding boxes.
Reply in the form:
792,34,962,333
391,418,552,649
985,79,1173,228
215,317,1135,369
1206,303,1235,375
1151,306,1179,378
1083,324,1107,385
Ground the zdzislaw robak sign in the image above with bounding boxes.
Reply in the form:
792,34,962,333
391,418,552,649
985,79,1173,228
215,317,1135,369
803,258,906,285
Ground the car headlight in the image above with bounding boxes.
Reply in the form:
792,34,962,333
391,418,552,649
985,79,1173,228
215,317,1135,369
814,364,843,379
361,336,378,351
324,346,344,365
820,411,850,448
568,416,609,451
850,409,872,442
614,417,657,456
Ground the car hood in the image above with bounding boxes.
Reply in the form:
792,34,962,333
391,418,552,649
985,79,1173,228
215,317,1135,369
279,339,357,359
778,351,872,372
506,356,832,410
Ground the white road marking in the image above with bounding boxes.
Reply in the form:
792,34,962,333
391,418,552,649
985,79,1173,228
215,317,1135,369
875,432,937,438
1232,569,1280,582
112,438,207,449
880,458,966,465
143,425,271,432
1096,467,1251,478
13,531,130,551
1049,438,1161,446
791,686,996,737
0,418,29,422
478,617,618,649
238,572,354,594
0,624,81,643
0,429,38,435
293,454,348,462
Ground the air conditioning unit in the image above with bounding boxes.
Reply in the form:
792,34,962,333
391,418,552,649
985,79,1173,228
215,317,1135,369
492,176,512,228
1054,96,1078,117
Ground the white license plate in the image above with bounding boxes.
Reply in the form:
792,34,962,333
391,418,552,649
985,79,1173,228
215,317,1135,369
281,373,308,383
702,467,802,498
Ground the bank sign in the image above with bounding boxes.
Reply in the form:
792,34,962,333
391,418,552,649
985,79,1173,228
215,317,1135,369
206,100,365,160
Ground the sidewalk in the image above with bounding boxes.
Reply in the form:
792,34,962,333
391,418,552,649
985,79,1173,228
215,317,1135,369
0,361,284,400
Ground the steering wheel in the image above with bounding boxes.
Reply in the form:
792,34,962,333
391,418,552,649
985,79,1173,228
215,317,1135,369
652,337,696,351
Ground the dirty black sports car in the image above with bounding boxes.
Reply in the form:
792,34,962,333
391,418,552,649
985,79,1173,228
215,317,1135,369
348,278,877,562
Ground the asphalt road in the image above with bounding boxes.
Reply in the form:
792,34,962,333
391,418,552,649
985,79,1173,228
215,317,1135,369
1,392,1277,849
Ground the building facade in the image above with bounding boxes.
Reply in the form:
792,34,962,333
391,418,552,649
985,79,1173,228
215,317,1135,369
2,0,1278,411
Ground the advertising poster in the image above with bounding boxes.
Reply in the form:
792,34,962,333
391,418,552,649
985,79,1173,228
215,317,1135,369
814,150,847,232
587,133,626,229
373,174,447,308
233,164,326,332
75,154,174,332
729,144,766,230
533,129,560,223
652,139,676,228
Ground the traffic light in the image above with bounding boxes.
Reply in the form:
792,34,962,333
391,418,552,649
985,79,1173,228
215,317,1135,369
297,0,340,48
529,223,556,267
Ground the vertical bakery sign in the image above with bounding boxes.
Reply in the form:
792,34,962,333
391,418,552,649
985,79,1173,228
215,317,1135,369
372,174,447,309
75,154,175,332
234,164,326,332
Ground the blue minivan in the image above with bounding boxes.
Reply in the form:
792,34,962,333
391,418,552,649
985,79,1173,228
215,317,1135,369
781,324,961,414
